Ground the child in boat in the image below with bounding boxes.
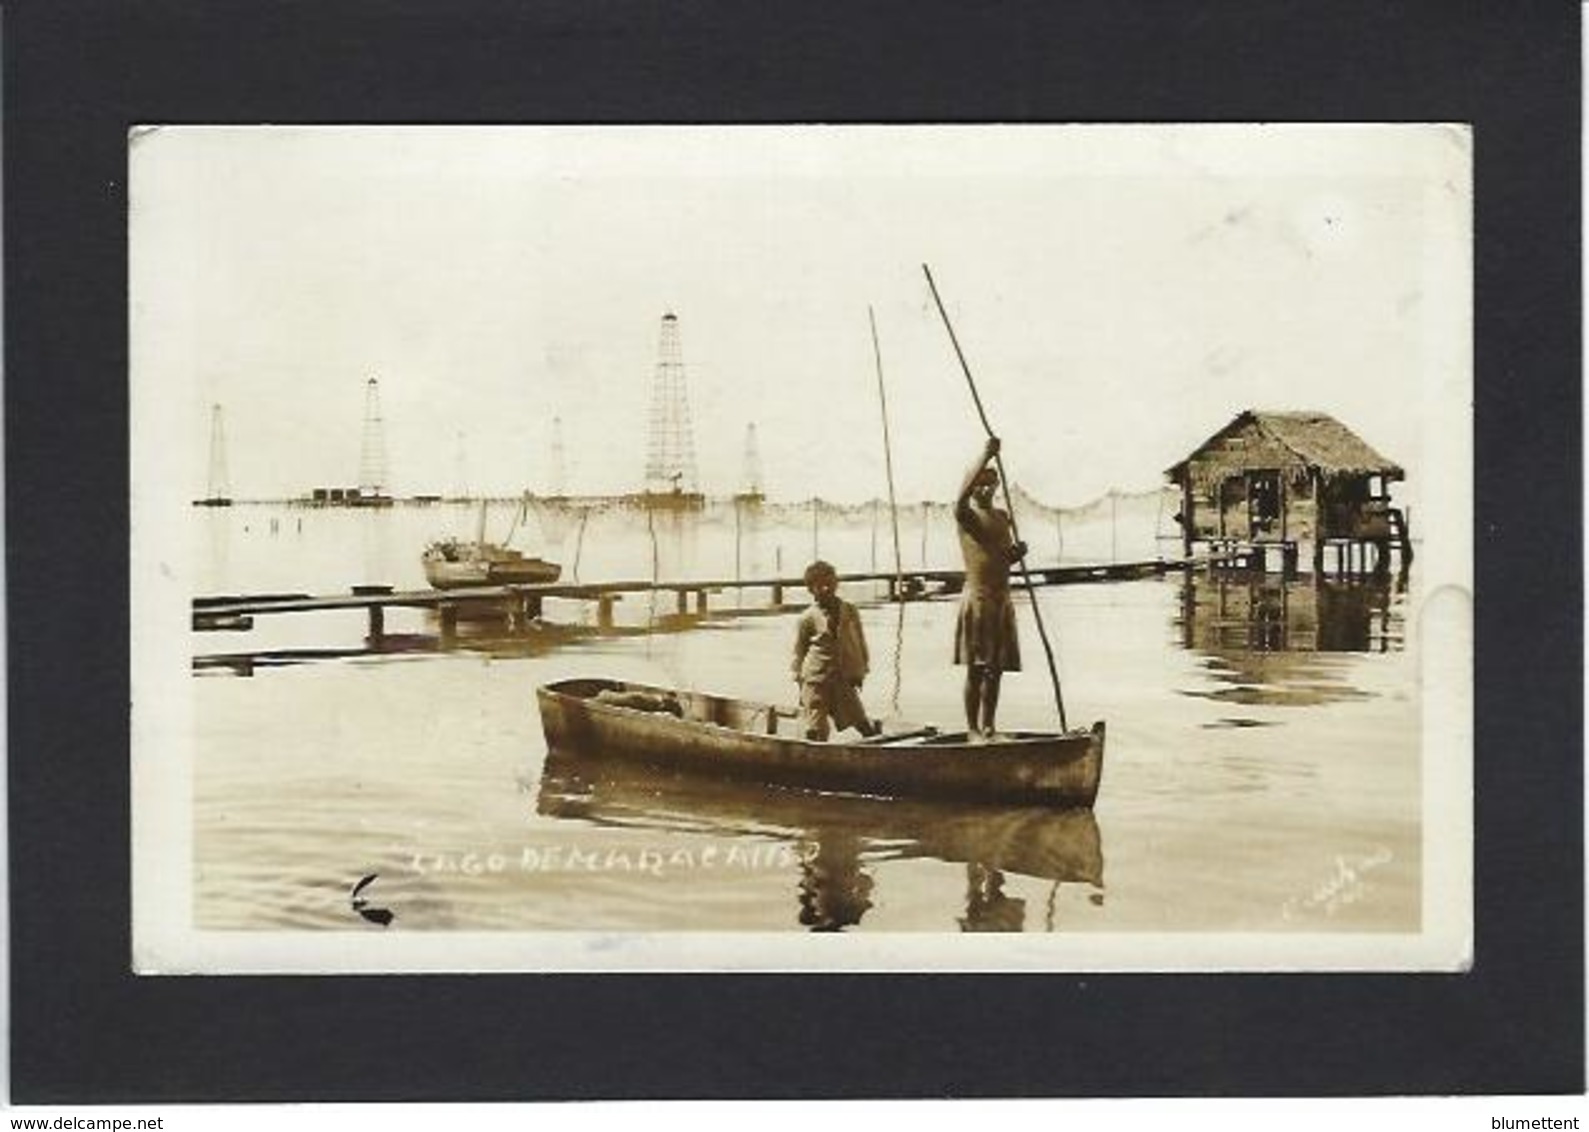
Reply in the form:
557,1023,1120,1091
792,560,880,741
954,436,1027,738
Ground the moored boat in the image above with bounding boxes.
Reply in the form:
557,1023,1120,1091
423,496,561,589
535,677,1104,807
422,539,562,589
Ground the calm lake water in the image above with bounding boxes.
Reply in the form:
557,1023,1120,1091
192,501,1418,934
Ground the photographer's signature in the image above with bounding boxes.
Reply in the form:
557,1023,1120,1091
1282,847,1394,921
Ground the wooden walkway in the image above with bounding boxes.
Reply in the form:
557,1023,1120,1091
193,558,1183,642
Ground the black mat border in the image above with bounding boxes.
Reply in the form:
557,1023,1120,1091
7,0,1582,1102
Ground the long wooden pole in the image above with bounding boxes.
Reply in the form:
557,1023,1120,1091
869,306,907,716
922,263,1069,731
868,307,906,586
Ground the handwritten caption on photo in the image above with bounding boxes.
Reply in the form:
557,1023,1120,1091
406,841,802,878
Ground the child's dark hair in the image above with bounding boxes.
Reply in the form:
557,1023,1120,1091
803,559,837,587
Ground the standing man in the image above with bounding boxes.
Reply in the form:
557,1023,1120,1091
954,436,1026,738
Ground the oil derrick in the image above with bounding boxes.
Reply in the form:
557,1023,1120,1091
739,422,764,502
198,402,233,506
643,312,699,495
358,376,390,499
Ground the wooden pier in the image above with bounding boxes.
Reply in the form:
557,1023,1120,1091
192,558,1182,645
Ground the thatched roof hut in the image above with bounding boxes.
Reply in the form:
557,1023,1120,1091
1165,410,1410,573
1167,410,1402,490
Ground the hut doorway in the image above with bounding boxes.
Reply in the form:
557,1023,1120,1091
1248,470,1281,539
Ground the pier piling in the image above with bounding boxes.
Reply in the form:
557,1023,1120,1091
508,591,543,627
352,584,395,644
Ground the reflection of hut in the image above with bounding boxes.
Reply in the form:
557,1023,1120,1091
1166,410,1411,575
1176,574,1402,709
1178,573,1398,655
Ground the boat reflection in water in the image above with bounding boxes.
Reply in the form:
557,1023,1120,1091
537,750,1103,933
1176,572,1404,710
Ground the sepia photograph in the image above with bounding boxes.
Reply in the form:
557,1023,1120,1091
129,124,1472,973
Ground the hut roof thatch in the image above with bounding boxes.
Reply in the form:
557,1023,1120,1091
1166,410,1403,480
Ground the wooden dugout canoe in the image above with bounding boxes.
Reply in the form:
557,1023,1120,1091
535,677,1104,808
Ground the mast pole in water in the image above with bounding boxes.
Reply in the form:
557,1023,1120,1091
869,305,908,716
921,263,1068,731
869,307,906,588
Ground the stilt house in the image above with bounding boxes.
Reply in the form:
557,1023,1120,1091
1166,410,1411,574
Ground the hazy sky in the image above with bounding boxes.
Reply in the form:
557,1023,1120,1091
131,124,1469,507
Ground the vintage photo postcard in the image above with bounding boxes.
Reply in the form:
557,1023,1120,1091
130,124,1472,973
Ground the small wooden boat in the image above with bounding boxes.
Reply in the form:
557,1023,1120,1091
535,677,1104,807
422,539,561,589
422,497,561,590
